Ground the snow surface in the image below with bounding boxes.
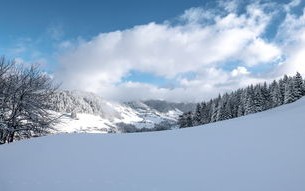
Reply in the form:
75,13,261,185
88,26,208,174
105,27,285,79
53,113,114,133
1,98,305,191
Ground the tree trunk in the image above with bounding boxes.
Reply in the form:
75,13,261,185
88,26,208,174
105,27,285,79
7,131,15,143
0,130,5,144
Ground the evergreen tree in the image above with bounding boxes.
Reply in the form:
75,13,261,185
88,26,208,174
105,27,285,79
178,113,187,128
186,112,193,127
229,90,240,118
278,78,286,104
179,72,303,129
303,79,305,96
284,78,295,104
253,85,264,112
216,99,225,121
217,94,232,121
261,82,272,110
293,72,303,99
203,101,212,124
200,102,209,124
244,86,255,115
193,103,202,126
237,89,247,117
270,80,281,107
224,99,233,120
211,95,221,122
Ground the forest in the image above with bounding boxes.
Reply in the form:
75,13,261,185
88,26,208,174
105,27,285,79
179,72,305,128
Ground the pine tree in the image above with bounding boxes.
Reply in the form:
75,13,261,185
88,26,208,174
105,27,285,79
293,72,303,99
280,75,289,104
186,112,193,127
253,85,263,112
193,103,202,126
200,102,209,124
229,90,240,118
303,79,305,96
278,79,286,104
237,89,247,117
224,99,232,120
216,94,232,121
211,96,221,122
178,113,187,128
203,101,212,124
237,104,244,117
284,78,295,104
270,80,281,107
261,82,272,110
216,99,225,121
244,86,255,115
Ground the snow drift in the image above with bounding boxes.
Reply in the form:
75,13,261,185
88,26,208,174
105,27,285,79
0,98,305,191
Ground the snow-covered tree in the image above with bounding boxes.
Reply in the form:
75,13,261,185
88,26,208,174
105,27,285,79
217,94,232,121
231,89,242,118
193,103,202,126
186,112,193,127
178,73,304,129
178,111,193,128
178,113,188,128
303,79,305,96
270,80,281,107
293,72,303,99
200,101,211,124
261,82,272,110
244,86,255,115
280,75,289,104
237,89,247,117
284,78,295,104
0,58,59,143
210,95,221,122
253,85,264,113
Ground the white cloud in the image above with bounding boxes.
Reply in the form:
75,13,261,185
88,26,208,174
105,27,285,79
231,66,249,77
54,1,305,102
241,39,281,66
275,5,305,76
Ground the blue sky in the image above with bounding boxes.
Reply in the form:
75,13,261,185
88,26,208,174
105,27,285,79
1,0,215,70
1,0,214,52
1,0,305,101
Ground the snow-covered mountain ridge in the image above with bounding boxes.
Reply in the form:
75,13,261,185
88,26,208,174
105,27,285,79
48,90,195,133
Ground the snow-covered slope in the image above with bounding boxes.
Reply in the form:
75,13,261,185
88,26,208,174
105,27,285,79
1,98,305,191
49,91,188,133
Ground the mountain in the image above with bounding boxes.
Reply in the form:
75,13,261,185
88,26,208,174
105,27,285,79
48,90,194,134
1,97,304,191
141,100,196,113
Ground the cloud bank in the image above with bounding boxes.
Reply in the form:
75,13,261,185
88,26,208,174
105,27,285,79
55,0,305,102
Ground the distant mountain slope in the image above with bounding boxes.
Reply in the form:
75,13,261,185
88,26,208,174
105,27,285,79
48,90,193,133
1,98,304,191
142,100,196,113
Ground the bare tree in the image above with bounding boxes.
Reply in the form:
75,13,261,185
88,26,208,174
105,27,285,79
0,57,59,144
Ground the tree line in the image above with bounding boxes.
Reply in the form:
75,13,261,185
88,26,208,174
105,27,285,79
178,72,305,128
0,57,58,144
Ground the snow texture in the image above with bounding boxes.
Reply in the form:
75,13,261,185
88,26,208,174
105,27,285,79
0,98,305,191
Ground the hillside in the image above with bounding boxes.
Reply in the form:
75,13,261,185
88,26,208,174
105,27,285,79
0,98,305,191
49,91,194,133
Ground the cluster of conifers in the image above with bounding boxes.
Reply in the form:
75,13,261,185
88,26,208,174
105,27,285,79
179,72,305,128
